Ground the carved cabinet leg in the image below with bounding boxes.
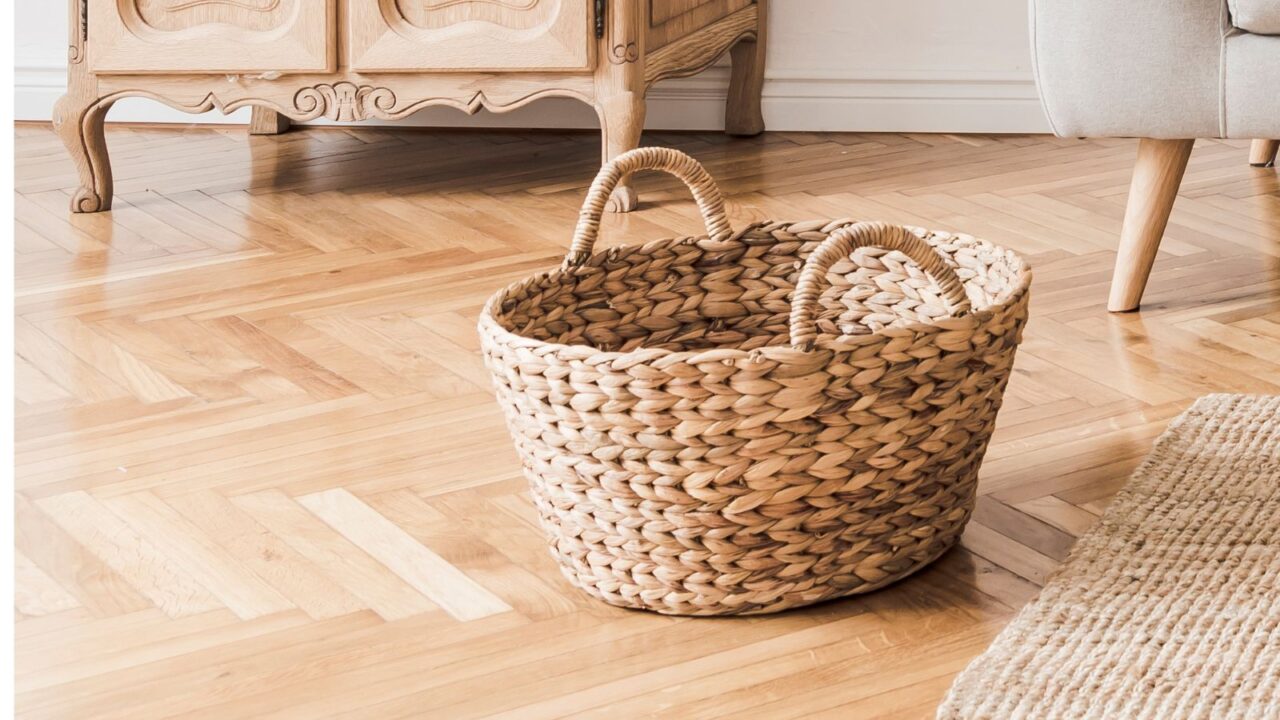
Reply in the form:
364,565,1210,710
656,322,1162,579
52,93,115,214
249,107,292,136
725,1,766,136
598,91,647,213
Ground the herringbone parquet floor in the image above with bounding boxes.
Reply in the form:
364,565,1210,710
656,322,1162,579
14,122,1280,719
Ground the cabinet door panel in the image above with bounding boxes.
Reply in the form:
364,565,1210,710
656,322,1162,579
89,0,334,73
349,0,593,72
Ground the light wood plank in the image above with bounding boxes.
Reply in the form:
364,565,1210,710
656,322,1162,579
15,551,81,618
165,489,366,620
35,492,222,618
230,490,438,621
297,489,511,622
101,492,295,619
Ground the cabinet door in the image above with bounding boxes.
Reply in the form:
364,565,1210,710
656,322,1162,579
89,0,334,74
349,0,593,72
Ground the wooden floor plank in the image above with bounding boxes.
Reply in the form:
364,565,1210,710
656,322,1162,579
14,551,81,618
100,492,296,620
34,492,223,619
230,489,438,622
165,490,366,620
297,488,512,622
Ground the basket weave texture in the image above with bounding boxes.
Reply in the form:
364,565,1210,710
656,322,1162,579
478,148,1032,616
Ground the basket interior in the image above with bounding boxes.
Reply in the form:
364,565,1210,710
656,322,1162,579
493,222,1027,354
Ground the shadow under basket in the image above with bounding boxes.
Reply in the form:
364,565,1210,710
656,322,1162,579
478,147,1032,616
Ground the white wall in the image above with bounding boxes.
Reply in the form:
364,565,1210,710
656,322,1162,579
15,1,1049,133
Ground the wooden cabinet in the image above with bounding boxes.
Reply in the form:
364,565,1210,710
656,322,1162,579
56,0,766,213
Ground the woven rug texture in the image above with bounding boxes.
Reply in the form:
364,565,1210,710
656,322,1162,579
938,394,1280,719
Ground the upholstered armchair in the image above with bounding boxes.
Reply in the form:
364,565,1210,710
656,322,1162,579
1030,0,1279,311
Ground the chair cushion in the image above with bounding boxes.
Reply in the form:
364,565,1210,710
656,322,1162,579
1230,0,1280,34
1224,31,1280,137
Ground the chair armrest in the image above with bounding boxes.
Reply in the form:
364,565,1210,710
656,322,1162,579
1030,0,1228,138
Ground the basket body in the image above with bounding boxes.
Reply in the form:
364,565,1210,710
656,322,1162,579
479,219,1031,616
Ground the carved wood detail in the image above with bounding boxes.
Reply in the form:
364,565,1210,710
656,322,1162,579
288,81,589,121
52,90,115,213
69,0,86,63
293,82,398,121
89,76,596,125
388,0,552,32
606,0,639,64
90,0,333,72
355,0,586,69
128,0,293,32
609,42,639,64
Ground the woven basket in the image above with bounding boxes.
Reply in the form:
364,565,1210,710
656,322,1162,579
479,147,1032,616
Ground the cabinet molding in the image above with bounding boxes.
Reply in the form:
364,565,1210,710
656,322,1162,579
294,82,398,122
56,0,766,214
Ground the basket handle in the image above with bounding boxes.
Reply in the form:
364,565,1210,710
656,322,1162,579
563,147,734,267
790,222,972,350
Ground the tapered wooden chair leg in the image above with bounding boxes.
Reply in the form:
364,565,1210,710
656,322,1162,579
1249,139,1278,168
1108,138,1194,312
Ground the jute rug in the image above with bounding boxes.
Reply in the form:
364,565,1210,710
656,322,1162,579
939,394,1280,719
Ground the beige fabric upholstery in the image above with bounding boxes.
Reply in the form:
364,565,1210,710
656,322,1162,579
1031,0,1280,139
1229,0,1280,34
1225,31,1280,137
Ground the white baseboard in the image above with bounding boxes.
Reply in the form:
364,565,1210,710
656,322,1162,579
15,65,1050,134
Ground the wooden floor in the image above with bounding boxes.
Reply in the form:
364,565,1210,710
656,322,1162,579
14,123,1280,719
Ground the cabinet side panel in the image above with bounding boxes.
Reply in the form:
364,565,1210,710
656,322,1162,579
647,0,752,50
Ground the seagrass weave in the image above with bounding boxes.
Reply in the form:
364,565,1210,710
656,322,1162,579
939,394,1280,719
478,147,1032,616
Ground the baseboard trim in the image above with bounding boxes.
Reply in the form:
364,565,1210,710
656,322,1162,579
15,65,1051,134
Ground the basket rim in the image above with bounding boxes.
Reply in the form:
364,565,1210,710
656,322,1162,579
479,219,1033,364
